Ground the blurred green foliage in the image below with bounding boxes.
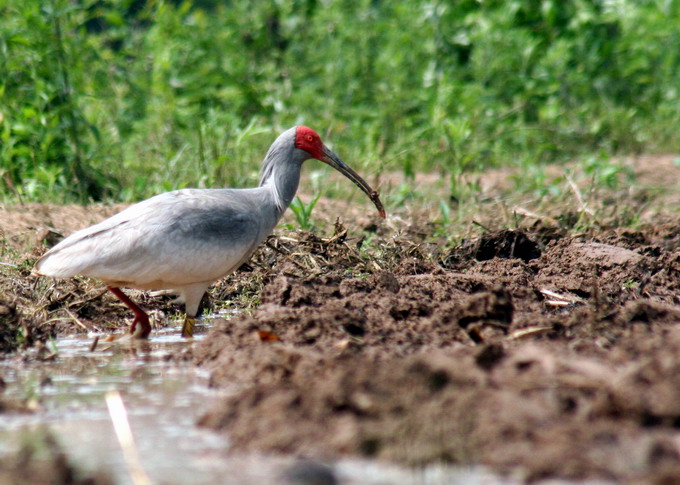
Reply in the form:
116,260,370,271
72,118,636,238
1,0,679,203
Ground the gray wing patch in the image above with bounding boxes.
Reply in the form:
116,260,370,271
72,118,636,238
164,205,260,246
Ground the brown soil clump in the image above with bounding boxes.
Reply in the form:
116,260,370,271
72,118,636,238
196,223,680,482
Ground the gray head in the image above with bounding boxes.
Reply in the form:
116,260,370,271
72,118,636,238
259,126,305,187
259,126,386,218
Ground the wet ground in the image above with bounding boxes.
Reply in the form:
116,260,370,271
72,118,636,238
0,329,225,484
1,155,680,483
2,329,540,484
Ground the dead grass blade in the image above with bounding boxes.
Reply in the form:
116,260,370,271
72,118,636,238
510,326,553,340
566,172,595,218
105,390,153,485
540,288,582,307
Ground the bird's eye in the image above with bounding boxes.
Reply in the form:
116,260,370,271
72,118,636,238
306,135,314,143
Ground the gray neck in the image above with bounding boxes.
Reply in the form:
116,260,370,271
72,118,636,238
258,132,310,218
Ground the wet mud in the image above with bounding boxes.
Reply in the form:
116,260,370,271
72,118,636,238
194,223,680,483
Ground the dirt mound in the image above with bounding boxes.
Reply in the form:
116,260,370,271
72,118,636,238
199,339,680,481
196,226,680,482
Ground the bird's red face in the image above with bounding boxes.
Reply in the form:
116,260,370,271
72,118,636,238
294,126,325,160
293,125,387,219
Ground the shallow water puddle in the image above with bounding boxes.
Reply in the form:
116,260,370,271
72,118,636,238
0,327,242,484
0,326,604,485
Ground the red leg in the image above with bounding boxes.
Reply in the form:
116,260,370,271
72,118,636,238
108,287,151,339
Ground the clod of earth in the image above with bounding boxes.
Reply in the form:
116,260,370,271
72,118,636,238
194,225,680,482
33,126,385,339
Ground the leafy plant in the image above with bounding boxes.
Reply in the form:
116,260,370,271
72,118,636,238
0,0,678,206
433,198,453,238
289,193,322,231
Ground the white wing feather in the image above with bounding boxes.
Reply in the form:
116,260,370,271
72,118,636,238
35,188,274,289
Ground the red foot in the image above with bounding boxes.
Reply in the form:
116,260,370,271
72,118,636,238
130,314,152,339
108,287,152,339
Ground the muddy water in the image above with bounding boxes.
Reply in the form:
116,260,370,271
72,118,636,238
0,325,555,485
0,328,238,484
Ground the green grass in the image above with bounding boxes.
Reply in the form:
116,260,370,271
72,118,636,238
289,193,322,231
1,0,679,210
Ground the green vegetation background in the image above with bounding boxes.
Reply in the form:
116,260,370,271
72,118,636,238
1,0,679,205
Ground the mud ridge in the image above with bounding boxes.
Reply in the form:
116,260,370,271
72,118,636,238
195,225,680,482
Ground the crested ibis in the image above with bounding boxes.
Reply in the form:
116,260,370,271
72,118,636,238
35,126,385,338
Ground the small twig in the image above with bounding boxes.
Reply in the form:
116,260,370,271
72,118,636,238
106,390,153,485
42,311,90,332
511,326,553,340
306,253,321,271
67,288,109,308
265,239,285,253
89,336,99,352
472,220,492,232
566,173,595,217
513,206,559,225
539,288,580,303
64,309,89,332
340,241,364,263
276,236,299,243
540,288,583,308
544,300,569,307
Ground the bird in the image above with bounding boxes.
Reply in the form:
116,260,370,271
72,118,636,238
35,126,385,339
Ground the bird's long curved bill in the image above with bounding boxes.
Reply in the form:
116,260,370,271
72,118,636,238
320,146,386,218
